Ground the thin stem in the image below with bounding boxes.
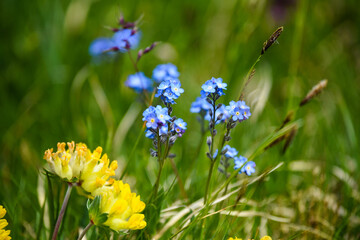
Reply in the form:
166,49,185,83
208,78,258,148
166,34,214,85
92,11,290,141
152,160,164,202
127,51,139,72
238,55,262,100
203,94,217,204
51,183,73,240
200,94,217,240
77,222,94,240
148,129,164,204
203,160,215,204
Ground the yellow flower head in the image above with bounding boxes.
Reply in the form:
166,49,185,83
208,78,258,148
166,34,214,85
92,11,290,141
89,180,146,231
0,205,11,240
228,238,242,240
44,142,118,193
260,237,272,240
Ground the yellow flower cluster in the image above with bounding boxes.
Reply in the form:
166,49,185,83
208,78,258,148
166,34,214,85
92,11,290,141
44,141,146,232
44,142,118,193
91,180,147,231
228,236,272,240
0,205,11,240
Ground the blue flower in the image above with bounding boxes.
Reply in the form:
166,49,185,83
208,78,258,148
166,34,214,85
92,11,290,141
143,105,171,135
170,81,184,97
201,77,227,97
144,121,170,139
113,29,141,52
174,118,187,130
155,105,171,124
125,72,153,93
234,156,256,176
214,78,227,90
152,63,180,83
174,118,187,136
234,156,247,172
159,125,169,136
243,161,256,176
155,77,184,104
226,100,251,122
142,106,158,129
231,106,245,121
190,97,212,113
145,129,155,139
163,88,176,100
222,145,238,158
89,37,115,57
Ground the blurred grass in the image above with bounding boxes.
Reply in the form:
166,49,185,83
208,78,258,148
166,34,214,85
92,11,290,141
1,0,360,239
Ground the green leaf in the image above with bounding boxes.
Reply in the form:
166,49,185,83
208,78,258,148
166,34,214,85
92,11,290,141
95,213,109,225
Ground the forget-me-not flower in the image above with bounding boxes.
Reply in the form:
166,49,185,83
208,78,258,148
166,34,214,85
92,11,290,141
222,145,238,158
152,63,180,83
125,72,153,93
201,77,227,97
89,37,115,57
155,77,184,104
113,29,141,52
226,100,251,122
190,97,212,113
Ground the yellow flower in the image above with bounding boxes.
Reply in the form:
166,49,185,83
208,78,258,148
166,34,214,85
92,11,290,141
228,238,242,240
260,236,272,240
90,180,146,231
0,205,11,240
44,142,118,193
80,146,118,193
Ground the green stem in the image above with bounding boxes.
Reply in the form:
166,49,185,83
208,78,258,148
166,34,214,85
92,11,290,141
152,160,164,202
77,222,94,240
51,183,73,240
203,160,216,205
238,55,262,100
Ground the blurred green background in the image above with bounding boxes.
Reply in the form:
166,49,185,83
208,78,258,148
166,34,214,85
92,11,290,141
1,0,359,239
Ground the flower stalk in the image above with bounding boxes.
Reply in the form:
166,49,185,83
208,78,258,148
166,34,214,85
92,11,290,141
52,183,73,240
77,222,94,240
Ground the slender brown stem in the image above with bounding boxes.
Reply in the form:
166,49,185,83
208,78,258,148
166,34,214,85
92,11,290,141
77,222,94,240
127,51,139,72
51,183,73,240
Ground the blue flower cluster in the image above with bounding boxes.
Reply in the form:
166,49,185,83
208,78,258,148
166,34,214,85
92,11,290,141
225,100,251,122
201,77,227,98
191,98,251,124
234,156,256,176
152,63,180,83
89,29,141,57
154,64,184,104
124,63,182,94
142,105,187,139
219,145,255,176
143,105,170,129
125,72,153,93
